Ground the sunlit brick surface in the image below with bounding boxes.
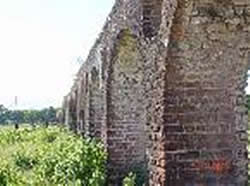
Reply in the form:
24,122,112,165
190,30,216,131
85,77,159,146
63,0,250,185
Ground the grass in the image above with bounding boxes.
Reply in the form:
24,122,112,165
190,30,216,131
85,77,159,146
0,125,107,186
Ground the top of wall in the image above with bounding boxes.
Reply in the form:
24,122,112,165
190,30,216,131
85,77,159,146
68,0,143,95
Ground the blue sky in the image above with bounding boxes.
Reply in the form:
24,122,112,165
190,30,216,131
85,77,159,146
0,0,114,109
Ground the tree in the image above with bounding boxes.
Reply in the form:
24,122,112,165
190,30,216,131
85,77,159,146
0,104,60,126
40,107,57,127
246,95,250,110
24,110,40,126
9,110,24,124
0,104,8,124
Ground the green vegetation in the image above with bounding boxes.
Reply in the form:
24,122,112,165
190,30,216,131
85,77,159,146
246,95,250,111
1,94,250,185
0,126,107,186
0,104,59,127
123,172,136,186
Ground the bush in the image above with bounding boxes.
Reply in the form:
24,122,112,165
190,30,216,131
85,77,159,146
122,162,148,186
123,172,136,186
131,163,147,186
0,126,107,186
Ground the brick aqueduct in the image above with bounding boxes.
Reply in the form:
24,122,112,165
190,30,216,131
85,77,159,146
63,0,250,185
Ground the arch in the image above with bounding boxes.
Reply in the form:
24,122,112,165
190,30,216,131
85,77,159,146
106,29,146,184
78,109,85,135
149,0,249,185
91,66,100,86
89,66,103,139
85,73,89,94
76,78,86,136
68,91,77,133
141,0,163,38
77,73,90,137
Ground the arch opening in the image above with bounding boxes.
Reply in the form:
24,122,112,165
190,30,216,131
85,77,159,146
151,0,250,185
142,0,163,38
107,29,146,183
89,66,103,139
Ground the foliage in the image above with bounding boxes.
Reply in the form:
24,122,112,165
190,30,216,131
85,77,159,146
0,126,107,186
40,107,57,124
246,95,250,111
122,163,148,186
9,110,25,124
0,104,59,126
123,172,136,186
0,105,9,124
131,163,147,186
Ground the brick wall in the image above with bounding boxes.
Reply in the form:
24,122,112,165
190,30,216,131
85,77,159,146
106,29,146,184
63,0,249,185
162,0,249,184
89,67,104,139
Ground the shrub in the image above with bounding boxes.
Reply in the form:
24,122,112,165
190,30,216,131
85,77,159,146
14,152,38,170
122,162,148,186
131,163,147,186
123,172,136,186
0,126,107,186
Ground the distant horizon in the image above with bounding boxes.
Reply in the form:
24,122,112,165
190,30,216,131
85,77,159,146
0,96,61,110
2,75,250,110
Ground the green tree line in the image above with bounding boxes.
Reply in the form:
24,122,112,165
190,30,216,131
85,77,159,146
246,95,250,111
0,104,60,126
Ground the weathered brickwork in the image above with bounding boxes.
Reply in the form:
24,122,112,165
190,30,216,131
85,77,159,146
106,30,146,184
162,1,249,185
89,67,103,138
63,0,249,185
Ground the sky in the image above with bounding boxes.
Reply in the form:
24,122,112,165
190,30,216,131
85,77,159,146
0,0,115,110
0,0,249,110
